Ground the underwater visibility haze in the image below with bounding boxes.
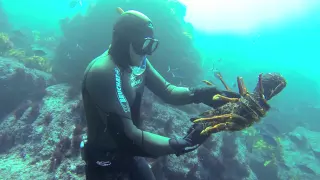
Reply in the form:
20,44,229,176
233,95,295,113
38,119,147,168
0,0,320,179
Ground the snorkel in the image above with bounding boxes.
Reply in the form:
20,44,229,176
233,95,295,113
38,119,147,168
130,55,147,76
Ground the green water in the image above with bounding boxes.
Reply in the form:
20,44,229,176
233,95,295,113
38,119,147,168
2,0,97,34
183,0,320,82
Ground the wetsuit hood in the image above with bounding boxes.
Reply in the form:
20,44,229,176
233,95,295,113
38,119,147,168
109,10,155,68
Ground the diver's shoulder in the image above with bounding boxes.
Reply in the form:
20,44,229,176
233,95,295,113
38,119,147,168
83,55,114,87
90,53,115,74
84,56,116,92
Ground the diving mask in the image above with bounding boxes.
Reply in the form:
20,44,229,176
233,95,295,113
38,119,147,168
130,56,147,76
133,37,159,56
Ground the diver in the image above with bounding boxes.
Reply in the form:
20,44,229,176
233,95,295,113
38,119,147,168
81,10,240,180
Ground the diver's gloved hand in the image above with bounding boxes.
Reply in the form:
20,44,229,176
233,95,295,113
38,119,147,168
190,86,240,108
169,138,197,156
185,123,211,145
169,123,210,156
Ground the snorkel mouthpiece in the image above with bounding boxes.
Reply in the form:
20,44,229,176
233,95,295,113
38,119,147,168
131,56,147,76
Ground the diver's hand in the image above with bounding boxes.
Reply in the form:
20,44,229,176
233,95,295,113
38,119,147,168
190,86,240,108
169,123,211,156
169,138,198,156
185,123,211,146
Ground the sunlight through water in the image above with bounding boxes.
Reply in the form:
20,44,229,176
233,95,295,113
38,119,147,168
179,0,318,33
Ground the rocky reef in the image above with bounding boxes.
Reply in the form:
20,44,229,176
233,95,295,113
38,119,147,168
0,32,53,73
1,57,320,179
0,57,55,119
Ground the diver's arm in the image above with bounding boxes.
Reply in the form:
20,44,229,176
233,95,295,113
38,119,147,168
111,114,200,158
107,98,190,158
116,115,176,157
145,60,194,105
145,60,241,107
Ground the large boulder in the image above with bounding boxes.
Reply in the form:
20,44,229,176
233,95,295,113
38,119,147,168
279,126,320,179
0,57,55,120
0,83,85,179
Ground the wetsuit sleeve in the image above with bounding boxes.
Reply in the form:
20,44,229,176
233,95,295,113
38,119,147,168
145,60,194,105
85,63,176,158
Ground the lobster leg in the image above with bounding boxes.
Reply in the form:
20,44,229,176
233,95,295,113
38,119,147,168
212,94,240,103
192,113,249,135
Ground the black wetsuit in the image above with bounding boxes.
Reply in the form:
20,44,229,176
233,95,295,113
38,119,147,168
81,51,195,180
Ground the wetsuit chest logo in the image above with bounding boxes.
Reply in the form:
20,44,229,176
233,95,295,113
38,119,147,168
114,67,130,113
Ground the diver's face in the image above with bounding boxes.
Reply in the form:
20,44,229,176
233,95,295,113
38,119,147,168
129,43,145,66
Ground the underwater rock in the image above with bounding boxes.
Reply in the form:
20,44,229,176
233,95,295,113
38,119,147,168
225,124,320,180
249,158,280,180
141,90,200,179
0,57,55,120
0,83,85,179
277,126,320,179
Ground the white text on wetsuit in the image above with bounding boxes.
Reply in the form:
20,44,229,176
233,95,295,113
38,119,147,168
114,68,130,113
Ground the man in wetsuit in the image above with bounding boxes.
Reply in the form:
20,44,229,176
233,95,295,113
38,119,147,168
81,10,239,180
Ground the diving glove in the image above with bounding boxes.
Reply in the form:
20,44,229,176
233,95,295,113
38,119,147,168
190,86,240,108
169,123,210,156
169,138,198,156
185,123,211,145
